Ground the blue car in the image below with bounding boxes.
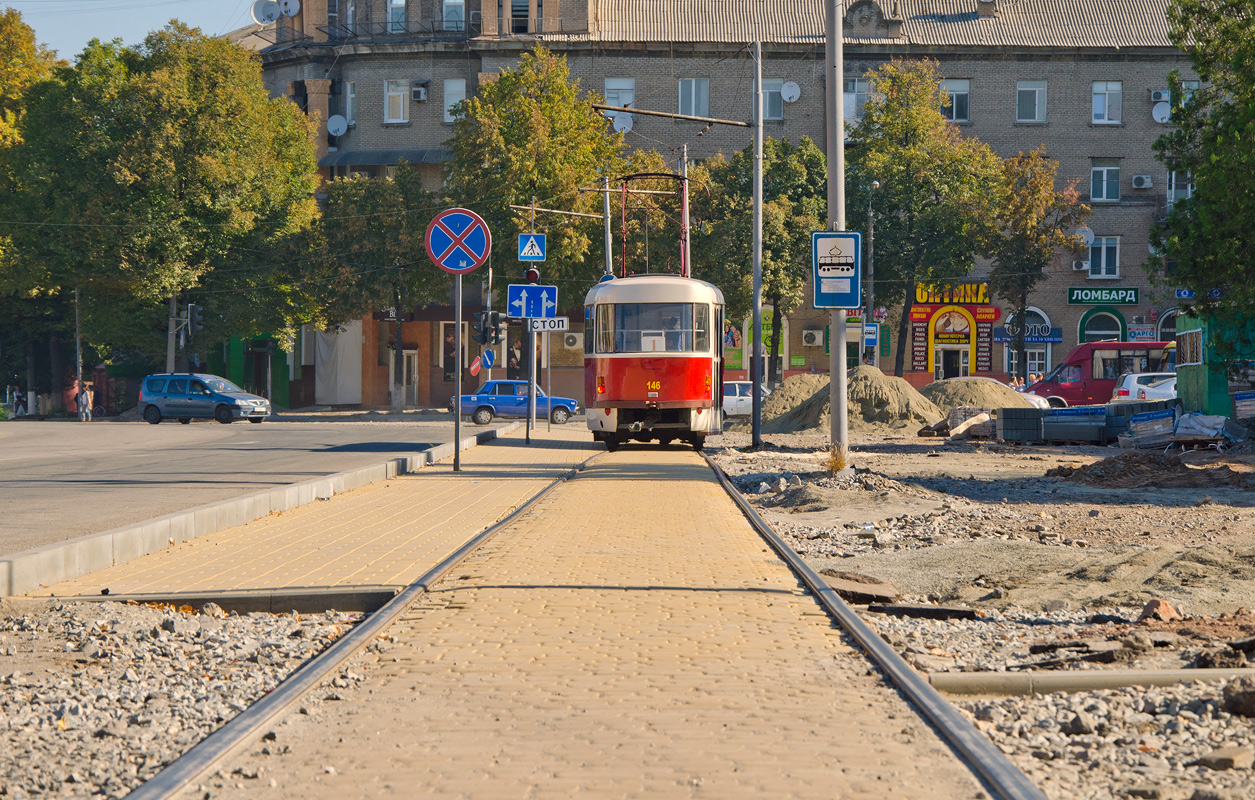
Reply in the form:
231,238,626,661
452,380,580,425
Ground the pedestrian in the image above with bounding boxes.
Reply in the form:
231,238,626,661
443,332,457,382
78,383,94,422
507,339,523,380
12,387,24,417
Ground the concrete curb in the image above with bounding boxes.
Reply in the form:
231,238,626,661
929,667,1255,696
0,422,519,598
43,587,403,615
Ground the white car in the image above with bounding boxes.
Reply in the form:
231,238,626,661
1110,372,1176,403
1136,376,1177,401
722,381,770,419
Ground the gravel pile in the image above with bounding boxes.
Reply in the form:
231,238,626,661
0,600,359,799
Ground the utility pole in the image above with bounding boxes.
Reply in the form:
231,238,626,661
681,144,691,277
74,288,82,407
603,175,613,276
166,296,177,373
866,180,879,366
826,0,849,457
751,41,764,448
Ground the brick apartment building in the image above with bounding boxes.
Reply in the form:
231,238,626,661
255,0,1196,404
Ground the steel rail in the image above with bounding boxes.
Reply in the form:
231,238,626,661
703,455,1049,800
125,451,604,800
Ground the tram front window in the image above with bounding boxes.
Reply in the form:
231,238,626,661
600,302,709,353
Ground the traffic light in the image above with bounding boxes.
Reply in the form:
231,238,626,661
471,311,488,344
489,311,505,345
524,267,540,285
188,304,204,335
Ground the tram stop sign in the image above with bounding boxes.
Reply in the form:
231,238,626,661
425,208,492,274
812,231,862,309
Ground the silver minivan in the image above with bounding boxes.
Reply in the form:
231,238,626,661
139,373,271,424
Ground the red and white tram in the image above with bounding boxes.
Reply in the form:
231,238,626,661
583,274,724,450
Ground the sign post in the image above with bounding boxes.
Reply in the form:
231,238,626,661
426,208,492,471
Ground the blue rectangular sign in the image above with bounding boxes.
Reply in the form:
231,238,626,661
506,284,559,319
812,231,862,309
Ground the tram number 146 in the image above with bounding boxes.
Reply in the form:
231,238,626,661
646,381,661,391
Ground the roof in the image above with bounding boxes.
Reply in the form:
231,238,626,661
318,148,453,167
552,0,1175,49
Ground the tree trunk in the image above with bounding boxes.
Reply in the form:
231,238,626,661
49,331,64,412
391,284,407,413
25,340,35,416
1015,295,1029,382
768,301,783,386
893,266,917,378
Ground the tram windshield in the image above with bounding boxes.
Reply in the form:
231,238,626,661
593,302,711,353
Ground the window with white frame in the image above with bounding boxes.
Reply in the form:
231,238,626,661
384,80,409,123
443,0,464,30
1167,170,1192,207
1092,81,1122,124
1007,347,1047,378
388,0,406,33
1089,236,1120,278
1157,309,1179,341
443,79,466,123
940,79,970,122
344,81,355,124
1091,158,1121,202
604,78,635,124
678,78,709,118
761,78,783,120
345,0,355,28
1016,80,1046,122
844,77,871,120
1084,312,1123,342
1004,308,1051,376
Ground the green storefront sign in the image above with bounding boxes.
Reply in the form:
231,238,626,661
1068,287,1139,305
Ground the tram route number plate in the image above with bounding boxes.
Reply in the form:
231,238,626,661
529,316,569,333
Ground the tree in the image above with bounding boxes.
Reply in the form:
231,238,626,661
1150,0,1255,359
0,23,319,362
445,46,624,299
0,8,61,146
693,137,826,385
987,147,1089,381
846,60,1002,376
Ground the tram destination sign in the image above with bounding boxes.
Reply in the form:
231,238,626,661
1068,287,1139,305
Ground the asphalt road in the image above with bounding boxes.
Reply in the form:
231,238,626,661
0,419,476,555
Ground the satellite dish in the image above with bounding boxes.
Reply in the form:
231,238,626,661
251,0,281,24
279,0,300,17
1152,102,1171,124
612,114,633,133
327,114,348,137
781,81,801,103
1076,226,1095,247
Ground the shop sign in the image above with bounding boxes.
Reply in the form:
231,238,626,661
1068,287,1139,305
910,304,1000,322
1127,324,1157,342
993,325,1063,344
915,283,990,305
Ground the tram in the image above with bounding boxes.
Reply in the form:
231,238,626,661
583,274,724,450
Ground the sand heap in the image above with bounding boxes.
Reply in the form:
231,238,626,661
762,367,944,434
1047,452,1254,489
919,377,1034,411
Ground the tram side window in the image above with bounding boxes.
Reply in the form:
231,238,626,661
694,304,710,353
595,304,614,353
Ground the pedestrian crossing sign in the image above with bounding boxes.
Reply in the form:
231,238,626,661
518,234,546,261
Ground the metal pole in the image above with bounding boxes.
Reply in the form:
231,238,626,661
751,41,764,448
681,143,691,278
866,181,878,366
603,176,613,275
526,328,535,444
454,275,462,471
74,288,82,412
545,331,552,432
827,0,849,456
486,255,493,380
166,296,177,373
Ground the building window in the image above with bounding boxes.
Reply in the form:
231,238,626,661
1091,158,1121,202
1084,312,1123,342
844,78,871,120
940,79,970,122
1178,328,1203,366
760,78,783,120
1007,347,1047,378
1167,170,1192,208
1016,80,1046,122
388,0,406,33
1092,81,1122,124
678,78,709,118
344,81,355,124
443,0,464,30
327,0,338,28
1003,308,1052,376
345,0,355,28
1089,236,1120,278
443,79,466,123
1157,309,1179,341
384,80,409,123
604,78,635,124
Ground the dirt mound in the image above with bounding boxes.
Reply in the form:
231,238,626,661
1047,451,1255,489
920,378,1034,411
762,374,829,421
762,367,944,435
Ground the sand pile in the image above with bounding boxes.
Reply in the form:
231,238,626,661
762,367,944,435
920,377,1034,411
1046,452,1254,489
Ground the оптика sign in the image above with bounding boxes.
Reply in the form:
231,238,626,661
1067,287,1139,305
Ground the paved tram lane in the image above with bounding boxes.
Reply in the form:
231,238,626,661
209,448,988,799
0,421,468,555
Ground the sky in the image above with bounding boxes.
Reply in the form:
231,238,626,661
6,0,259,61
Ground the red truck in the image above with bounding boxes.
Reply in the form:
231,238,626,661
1025,341,1173,407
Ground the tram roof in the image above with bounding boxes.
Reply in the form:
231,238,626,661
584,274,725,306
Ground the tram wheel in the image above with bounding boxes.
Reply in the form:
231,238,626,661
689,435,705,452
604,436,620,452
658,437,674,446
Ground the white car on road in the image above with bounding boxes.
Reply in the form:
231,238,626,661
1136,376,1177,401
722,381,770,419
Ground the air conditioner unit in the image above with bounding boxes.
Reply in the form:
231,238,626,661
1150,90,1171,103
801,329,823,347
1131,175,1153,189
1073,260,1091,271
563,332,581,350
411,85,428,102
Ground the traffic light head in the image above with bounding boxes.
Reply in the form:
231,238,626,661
524,267,540,285
188,304,204,335
471,311,488,344
488,311,505,345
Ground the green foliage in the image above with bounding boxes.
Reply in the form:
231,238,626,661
1151,0,1255,351
0,8,61,147
987,147,1089,379
846,59,1002,375
444,46,624,299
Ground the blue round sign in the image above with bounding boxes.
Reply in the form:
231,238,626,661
425,208,492,274
482,349,495,369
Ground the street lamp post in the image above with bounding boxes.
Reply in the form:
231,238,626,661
864,180,879,366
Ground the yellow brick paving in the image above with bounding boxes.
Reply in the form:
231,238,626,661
212,448,986,800
37,427,596,597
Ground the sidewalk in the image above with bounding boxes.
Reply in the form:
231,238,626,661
35,426,597,598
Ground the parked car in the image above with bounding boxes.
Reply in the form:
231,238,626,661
138,373,271,425
1109,372,1177,403
722,381,771,419
452,380,580,425
1025,341,1173,407
1137,376,1177,401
